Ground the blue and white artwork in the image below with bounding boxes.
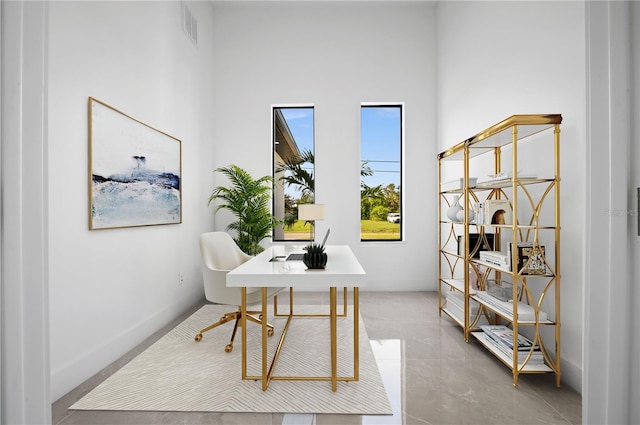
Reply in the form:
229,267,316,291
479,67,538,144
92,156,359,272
89,98,182,229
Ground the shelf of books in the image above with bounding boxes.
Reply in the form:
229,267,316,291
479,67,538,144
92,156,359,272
437,114,562,387
472,326,552,372
471,290,553,325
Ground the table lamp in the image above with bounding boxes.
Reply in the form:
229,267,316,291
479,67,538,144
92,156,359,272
298,203,325,242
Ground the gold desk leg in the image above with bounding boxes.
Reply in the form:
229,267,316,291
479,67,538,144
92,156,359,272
290,287,294,314
275,287,294,317
354,287,359,381
343,287,348,316
330,287,337,392
262,287,268,391
241,287,247,380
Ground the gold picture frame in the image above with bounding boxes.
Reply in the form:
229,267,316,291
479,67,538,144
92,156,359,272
88,97,182,230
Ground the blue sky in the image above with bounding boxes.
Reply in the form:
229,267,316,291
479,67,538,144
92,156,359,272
360,106,401,189
281,108,314,154
280,106,401,197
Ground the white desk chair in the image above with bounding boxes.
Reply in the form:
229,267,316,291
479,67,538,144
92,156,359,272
195,231,283,352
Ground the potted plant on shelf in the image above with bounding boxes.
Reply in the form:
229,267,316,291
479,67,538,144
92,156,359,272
208,165,281,255
303,242,327,270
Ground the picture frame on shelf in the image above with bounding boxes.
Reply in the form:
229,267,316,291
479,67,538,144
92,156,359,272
458,233,495,258
518,245,546,275
508,242,547,275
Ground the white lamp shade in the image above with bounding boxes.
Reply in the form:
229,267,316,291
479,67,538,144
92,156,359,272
298,204,325,221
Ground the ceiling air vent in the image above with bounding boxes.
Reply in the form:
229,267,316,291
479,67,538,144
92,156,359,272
182,2,198,46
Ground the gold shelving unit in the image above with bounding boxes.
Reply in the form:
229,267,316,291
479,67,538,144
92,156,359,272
437,114,562,387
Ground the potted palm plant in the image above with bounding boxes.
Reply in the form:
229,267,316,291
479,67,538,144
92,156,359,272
208,165,281,255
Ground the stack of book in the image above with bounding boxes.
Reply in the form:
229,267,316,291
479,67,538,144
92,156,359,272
474,290,547,322
479,250,510,268
472,200,513,225
445,291,488,325
480,325,545,365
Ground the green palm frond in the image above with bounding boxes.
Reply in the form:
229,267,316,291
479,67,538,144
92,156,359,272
361,183,384,200
276,148,315,198
361,161,373,177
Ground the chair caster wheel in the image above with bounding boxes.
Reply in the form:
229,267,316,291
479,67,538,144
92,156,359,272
195,334,203,342
268,328,274,337
225,344,233,353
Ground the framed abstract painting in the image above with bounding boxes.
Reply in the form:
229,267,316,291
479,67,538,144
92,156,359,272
88,97,182,230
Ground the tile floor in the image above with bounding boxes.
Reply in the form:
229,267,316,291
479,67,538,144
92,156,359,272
52,291,582,425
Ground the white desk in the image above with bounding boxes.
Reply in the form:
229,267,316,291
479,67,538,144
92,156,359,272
226,245,366,391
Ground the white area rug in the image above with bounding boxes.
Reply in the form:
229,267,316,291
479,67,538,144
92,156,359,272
71,304,392,415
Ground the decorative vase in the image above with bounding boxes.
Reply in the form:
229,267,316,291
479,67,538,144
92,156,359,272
303,252,327,270
446,195,463,221
456,208,475,222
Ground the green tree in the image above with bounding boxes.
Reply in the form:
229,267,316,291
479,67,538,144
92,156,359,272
370,205,390,221
382,183,400,212
208,165,281,255
283,194,297,229
276,148,315,200
360,161,374,188
360,167,384,220
360,160,387,219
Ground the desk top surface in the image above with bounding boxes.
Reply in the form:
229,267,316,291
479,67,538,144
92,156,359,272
226,245,366,288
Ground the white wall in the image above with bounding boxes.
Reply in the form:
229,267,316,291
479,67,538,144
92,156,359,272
583,2,636,423
436,1,586,393
632,5,640,422
47,1,215,401
1,2,51,422
209,1,438,291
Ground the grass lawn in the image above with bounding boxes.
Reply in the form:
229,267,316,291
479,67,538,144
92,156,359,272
360,219,401,240
282,220,400,240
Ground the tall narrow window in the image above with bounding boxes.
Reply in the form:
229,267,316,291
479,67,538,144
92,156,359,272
360,104,403,241
272,106,315,241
